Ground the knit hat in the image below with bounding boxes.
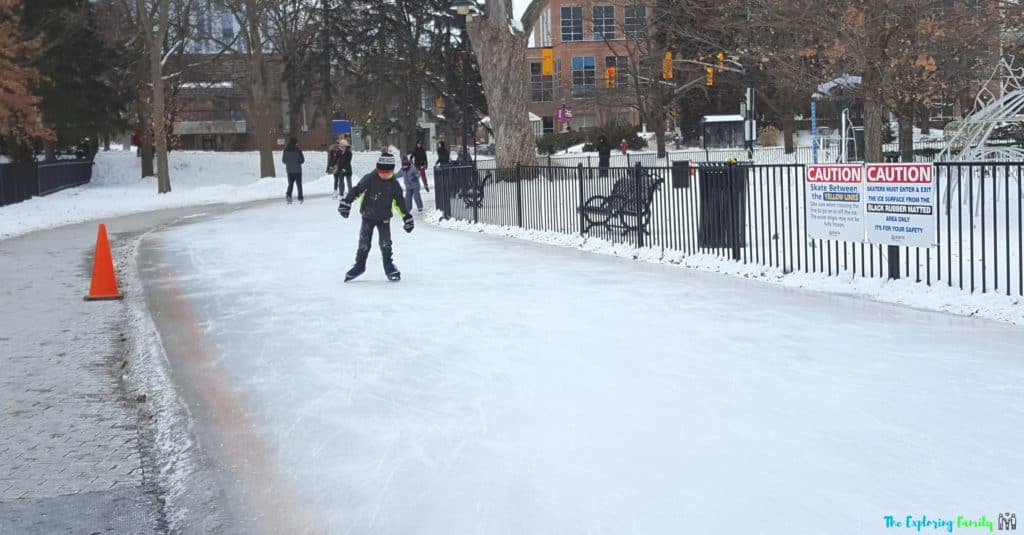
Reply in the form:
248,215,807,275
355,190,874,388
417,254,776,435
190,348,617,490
401,156,410,166
376,153,396,171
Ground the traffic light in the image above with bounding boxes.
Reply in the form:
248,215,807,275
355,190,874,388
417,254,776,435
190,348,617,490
605,66,616,88
435,96,445,110
541,47,554,76
715,51,725,72
662,51,673,80
705,66,714,87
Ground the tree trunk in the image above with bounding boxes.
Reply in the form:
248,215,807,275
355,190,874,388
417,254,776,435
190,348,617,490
782,113,795,154
863,78,883,163
467,21,536,167
918,104,930,136
654,117,666,159
151,0,170,193
44,138,57,161
140,136,154,177
898,115,913,162
246,0,276,178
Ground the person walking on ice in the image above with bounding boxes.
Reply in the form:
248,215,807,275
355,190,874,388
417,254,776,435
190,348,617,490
411,140,430,191
338,153,415,282
396,156,423,213
282,137,305,204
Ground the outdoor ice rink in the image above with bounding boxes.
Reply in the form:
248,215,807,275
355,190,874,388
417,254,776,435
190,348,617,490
138,197,1024,534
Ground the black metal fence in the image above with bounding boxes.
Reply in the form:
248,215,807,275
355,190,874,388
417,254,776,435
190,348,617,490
0,160,93,207
435,161,1024,296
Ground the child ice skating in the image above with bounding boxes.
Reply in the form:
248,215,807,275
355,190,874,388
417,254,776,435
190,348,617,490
338,154,415,282
396,157,423,212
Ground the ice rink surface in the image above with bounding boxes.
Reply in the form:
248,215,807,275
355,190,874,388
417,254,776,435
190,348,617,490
139,197,1024,535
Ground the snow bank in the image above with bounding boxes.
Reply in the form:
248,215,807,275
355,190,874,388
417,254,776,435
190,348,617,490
427,212,1024,326
0,150,385,241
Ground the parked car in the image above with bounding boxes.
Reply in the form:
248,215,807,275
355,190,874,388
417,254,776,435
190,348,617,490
475,142,496,155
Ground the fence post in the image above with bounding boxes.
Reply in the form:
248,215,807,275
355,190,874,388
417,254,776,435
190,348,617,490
627,152,632,168
729,163,741,261
515,164,524,228
634,162,644,248
472,168,479,223
577,163,585,236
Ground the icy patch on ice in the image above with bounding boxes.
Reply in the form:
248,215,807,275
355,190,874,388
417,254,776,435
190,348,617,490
427,210,1024,326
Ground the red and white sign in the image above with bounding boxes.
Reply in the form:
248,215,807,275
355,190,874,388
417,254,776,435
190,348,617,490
865,163,933,184
864,163,936,247
805,164,865,242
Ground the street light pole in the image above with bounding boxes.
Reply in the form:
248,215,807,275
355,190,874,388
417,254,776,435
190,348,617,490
449,0,481,168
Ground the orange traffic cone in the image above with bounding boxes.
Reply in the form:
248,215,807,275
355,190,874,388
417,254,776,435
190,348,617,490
84,223,123,301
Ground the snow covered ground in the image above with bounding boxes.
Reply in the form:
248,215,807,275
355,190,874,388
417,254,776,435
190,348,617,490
139,197,1024,534
0,149,407,241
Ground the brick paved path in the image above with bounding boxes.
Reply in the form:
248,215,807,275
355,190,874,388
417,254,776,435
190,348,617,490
0,208,220,533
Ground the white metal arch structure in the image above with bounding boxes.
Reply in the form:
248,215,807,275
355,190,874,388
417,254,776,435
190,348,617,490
938,56,1024,162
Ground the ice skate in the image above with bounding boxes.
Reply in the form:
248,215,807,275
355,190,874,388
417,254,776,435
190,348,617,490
383,262,401,282
344,264,365,282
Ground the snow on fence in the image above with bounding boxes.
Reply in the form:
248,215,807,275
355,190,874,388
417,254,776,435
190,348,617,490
435,161,1024,296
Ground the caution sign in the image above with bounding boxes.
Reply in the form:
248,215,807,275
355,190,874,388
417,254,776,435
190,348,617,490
864,163,936,247
806,164,865,242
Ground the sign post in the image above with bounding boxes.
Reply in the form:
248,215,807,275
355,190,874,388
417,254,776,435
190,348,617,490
805,164,865,242
811,97,818,164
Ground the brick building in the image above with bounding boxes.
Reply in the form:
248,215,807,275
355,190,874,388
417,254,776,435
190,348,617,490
170,2,332,151
526,0,652,133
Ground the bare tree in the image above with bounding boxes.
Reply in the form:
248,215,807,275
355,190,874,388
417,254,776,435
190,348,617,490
136,0,173,192
222,0,276,178
466,0,547,166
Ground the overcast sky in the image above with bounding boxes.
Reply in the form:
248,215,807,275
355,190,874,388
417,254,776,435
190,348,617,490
513,0,529,21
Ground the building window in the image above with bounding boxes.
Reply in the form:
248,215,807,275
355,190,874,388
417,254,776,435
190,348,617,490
574,114,597,129
624,6,646,39
530,62,554,102
571,56,596,97
221,12,234,40
592,6,615,40
560,6,583,42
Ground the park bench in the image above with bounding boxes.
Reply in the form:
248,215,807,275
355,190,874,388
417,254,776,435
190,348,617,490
578,169,663,235
454,171,491,209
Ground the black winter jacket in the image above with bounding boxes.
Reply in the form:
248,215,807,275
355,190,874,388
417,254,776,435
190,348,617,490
327,145,353,172
411,146,428,166
344,171,410,221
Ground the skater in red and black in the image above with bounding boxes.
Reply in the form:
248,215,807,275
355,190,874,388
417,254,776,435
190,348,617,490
411,140,430,192
338,154,414,281
282,137,305,204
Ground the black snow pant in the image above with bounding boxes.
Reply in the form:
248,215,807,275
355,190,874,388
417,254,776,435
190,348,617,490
286,172,303,200
354,218,393,267
334,167,352,195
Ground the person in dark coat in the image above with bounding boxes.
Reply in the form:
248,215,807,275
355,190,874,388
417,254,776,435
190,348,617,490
282,137,305,204
436,140,450,166
411,140,430,191
596,135,611,178
327,137,353,198
337,153,415,281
